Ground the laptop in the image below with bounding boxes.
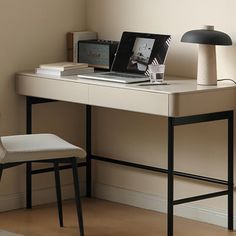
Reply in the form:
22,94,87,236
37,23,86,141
79,31,171,83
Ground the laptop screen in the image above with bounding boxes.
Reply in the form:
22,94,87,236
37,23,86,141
111,31,171,74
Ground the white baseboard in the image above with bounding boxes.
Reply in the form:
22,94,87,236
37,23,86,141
94,182,236,229
0,181,86,212
0,181,235,229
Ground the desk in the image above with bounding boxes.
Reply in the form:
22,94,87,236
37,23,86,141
16,72,235,236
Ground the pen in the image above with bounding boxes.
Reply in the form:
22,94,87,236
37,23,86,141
138,82,169,86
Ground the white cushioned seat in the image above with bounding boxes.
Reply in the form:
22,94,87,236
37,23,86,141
0,133,85,235
0,133,86,164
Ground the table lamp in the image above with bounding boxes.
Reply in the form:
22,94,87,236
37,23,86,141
181,25,232,85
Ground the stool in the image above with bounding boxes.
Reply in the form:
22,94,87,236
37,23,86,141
0,133,86,236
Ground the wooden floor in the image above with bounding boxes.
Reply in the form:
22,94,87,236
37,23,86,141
0,198,234,236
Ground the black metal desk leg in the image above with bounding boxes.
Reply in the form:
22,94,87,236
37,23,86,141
26,97,32,209
86,105,92,197
228,111,234,230
168,117,174,236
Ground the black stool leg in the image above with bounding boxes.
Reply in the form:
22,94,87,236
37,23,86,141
26,97,32,209
71,157,84,236
0,166,3,181
26,162,32,209
54,161,63,227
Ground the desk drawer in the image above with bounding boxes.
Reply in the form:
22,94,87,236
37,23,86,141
89,85,169,116
169,89,236,117
16,75,89,104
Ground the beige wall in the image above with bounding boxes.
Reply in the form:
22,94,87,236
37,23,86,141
0,0,235,227
0,0,86,209
86,0,236,80
86,0,236,226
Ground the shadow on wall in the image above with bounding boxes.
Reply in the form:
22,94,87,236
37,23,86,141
217,45,236,81
166,45,197,78
166,41,236,80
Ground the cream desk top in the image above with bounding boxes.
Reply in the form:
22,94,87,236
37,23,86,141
16,72,236,117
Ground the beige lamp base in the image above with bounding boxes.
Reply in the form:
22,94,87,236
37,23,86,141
197,44,217,85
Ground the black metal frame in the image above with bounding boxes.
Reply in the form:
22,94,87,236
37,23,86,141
26,96,234,236
1,157,84,236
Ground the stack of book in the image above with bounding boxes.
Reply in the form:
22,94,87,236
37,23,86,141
36,62,94,76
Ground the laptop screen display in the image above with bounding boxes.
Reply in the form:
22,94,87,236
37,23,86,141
111,32,171,74
127,37,155,72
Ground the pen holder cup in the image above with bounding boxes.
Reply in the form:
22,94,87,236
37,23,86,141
148,64,165,83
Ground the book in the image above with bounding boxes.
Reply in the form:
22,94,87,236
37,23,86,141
39,62,88,71
36,66,94,76
66,31,97,62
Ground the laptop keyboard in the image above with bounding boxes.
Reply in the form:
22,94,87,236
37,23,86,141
103,72,146,78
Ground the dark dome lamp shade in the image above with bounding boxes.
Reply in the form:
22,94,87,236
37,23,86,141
181,25,232,85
